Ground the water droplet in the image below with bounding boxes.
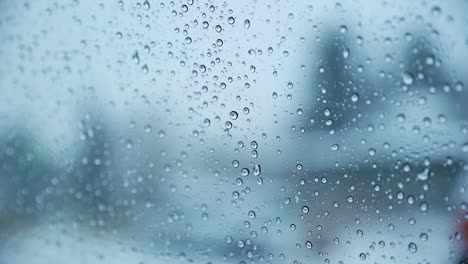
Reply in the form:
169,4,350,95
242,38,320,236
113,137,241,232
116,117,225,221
144,124,152,133
462,143,468,152
253,164,261,176
425,55,435,65
403,163,411,172
236,178,243,186
417,168,430,181
339,25,348,34
132,51,140,64
408,242,418,253
238,240,245,248
357,230,364,237
397,113,406,122
420,232,429,241
244,19,250,29
296,164,303,170
342,47,350,58
251,141,258,149
401,71,414,85
351,93,359,102
359,253,366,260
431,6,441,16
420,201,428,212
248,210,256,219
229,111,238,120
302,206,309,214
228,17,235,24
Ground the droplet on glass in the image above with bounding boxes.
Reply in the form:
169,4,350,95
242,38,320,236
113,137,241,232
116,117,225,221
248,210,256,219
401,71,415,85
229,111,239,120
408,242,418,253
342,47,350,58
244,19,250,29
253,164,261,176
417,168,430,181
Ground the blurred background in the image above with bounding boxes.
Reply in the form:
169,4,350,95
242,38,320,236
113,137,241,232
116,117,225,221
0,0,467,263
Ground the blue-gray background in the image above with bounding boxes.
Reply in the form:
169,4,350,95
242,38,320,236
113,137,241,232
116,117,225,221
0,0,467,263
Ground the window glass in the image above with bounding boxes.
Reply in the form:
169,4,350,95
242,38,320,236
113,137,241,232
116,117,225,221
0,1,467,263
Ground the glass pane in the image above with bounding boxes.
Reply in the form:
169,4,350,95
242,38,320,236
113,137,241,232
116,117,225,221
0,0,467,263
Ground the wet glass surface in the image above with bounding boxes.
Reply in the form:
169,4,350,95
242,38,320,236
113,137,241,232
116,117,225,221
0,1,467,263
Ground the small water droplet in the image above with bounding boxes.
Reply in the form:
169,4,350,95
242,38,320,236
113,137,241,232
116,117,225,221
342,47,350,58
462,143,468,152
248,210,256,219
244,19,250,29
251,141,258,149
403,163,411,172
339,25,348,34
417,168,430,181
408,242,418,253
143,0,150,10
420,201,428,212
229,111,238,120
359,253,366,260
402,71,415,85
132,51,140,64
253,164,261,176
